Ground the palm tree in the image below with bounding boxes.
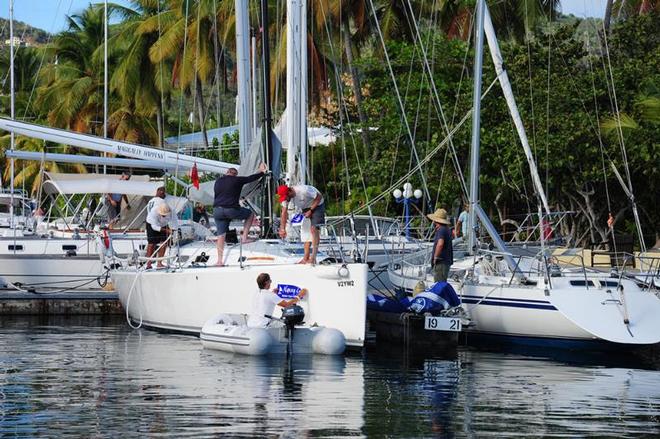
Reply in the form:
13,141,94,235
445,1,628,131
35,4,111,134
111,0,173,146
601,80,660,134
149,0,223,148
0,46,45,121
317,0,372,159
0,135,86,194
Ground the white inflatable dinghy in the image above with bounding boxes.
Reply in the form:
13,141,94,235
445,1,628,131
200,313,346,356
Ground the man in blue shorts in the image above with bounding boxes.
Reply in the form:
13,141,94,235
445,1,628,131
213,163,268,266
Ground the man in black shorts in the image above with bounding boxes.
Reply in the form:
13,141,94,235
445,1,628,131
213,163,268,266
145,203,175,269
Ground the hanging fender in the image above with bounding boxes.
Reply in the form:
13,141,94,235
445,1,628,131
102,229,110,249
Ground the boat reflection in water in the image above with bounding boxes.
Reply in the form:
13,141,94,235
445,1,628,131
363,344,660,437
1,317,660,437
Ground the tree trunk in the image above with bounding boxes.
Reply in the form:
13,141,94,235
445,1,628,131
604,0,614,35
196,76,209,148
341,19,371,160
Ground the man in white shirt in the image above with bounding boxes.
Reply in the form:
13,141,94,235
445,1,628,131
247,273,307,328
145,186,177,269
277,184,325,264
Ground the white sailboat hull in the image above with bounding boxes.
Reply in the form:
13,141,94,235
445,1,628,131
461,276,660,346
112,262,368,347
0,235,146,290
388,261,660,346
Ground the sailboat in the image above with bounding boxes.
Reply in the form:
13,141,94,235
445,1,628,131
106,0,368,349
396,0,660,348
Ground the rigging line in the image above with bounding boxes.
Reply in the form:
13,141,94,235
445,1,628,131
367,0,431,204
398,6,424,176
318,1,350,198
544,17,551,202
189,0,205,152
351,75,499,217
21,0,65,121
273,0,282,114
601,22,634,195
203,1,231,135
524,0,538,163
211,0,221,142
450,8,474,128
403,0,468,200
424,0,439,164
434,145,450,209
546,32,611,145
318,0,371,217
585,36,612,213
157,0,165,147
512,114,532,214
174,0,192,197
600,19,646,252
353,107,472,216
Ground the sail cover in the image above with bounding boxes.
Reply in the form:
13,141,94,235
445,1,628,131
42,173,159,196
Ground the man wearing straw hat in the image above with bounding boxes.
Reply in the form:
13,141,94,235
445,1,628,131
427,208,453,282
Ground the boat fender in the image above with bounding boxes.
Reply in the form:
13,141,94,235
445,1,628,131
312,328,346,355
102,229,110,249
245,328,275,355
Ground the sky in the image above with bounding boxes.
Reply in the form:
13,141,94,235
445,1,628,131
0,0,608,33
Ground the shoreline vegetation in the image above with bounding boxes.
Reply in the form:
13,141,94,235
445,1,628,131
0,1,657,248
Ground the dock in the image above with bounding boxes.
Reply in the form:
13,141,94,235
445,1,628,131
0,289,123,315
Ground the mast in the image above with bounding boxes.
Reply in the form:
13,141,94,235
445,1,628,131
285,0,305,185
260,0,275,237
468,0,485,254
299,0,308,185
103,0,108,173
236,0,253,161
251,34,258,139
483,5,550,216
468,0,521,275
9,0,15,228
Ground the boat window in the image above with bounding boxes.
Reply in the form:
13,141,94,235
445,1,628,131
62,245,77,251
601,280,619,287
570,280,595,287
8,245,23,251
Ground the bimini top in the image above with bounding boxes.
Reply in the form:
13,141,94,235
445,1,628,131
42,172,161,196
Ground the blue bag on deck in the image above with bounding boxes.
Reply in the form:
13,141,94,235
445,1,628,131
367,293,411,313
408,282,461,315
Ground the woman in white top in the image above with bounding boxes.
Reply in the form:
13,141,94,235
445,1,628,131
247,273,307,328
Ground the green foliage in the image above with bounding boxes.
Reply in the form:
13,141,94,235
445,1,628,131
0,2,657,245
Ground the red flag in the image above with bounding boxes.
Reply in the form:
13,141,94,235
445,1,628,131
191,163,199,189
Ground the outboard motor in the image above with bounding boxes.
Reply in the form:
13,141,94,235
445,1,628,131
281,305,305,331
281,305,305,358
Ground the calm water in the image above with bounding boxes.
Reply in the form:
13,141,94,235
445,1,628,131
1,316,660,438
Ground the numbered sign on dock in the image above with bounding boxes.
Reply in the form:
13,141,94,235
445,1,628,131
424,316,462,332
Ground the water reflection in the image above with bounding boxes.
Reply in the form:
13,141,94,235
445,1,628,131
1,316,660,438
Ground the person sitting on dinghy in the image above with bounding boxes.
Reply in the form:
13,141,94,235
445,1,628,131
247,273,307,328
